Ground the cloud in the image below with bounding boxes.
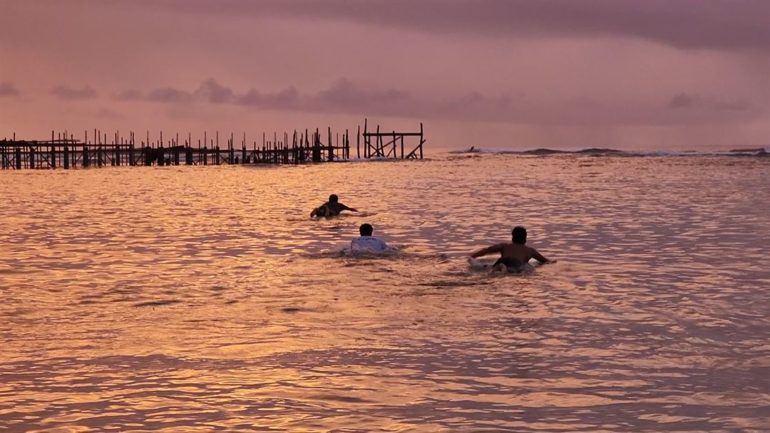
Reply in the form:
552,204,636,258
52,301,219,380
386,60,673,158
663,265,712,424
115,78,758,127
668,93,699,109
668,93,751,112
152,0,770,52
237,86,300,109
0,82,20,97
307,78,412,115
115,89,143,101
117,79,233,104
432,92,528,122
146,87,193,104
713,99,751,112
194,78,234,103
52,85,97,100
95,107,124,120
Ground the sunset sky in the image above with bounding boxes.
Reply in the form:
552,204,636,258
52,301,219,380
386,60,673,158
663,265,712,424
1,0,769,151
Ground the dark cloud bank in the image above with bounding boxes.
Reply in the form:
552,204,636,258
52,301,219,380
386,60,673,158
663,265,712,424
155,0,770,52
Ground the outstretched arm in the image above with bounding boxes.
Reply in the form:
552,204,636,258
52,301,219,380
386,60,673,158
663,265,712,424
531,248,555,264
471,244,502,258
340,203,358,212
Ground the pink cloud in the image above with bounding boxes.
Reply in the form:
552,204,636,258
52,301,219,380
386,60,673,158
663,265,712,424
194,79,234,104
237,86,300,109
668,93,751,112
0,82,20,97
112,78,759,127
51,85,97,100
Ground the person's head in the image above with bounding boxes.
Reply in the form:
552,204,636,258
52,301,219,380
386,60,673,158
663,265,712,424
359,223,373,236
328,194,339,203
512,226,527,244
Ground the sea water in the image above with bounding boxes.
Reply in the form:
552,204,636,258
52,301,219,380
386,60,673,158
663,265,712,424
1,152,768,432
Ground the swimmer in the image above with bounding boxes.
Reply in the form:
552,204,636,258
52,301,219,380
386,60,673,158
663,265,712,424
310,194,358,218
469,226,554,272
350,223,388,252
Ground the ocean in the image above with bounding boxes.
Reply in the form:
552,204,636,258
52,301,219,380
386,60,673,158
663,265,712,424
1,150,769,432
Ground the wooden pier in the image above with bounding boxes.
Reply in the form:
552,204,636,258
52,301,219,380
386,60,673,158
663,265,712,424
0,121,425,170
361,119,425,159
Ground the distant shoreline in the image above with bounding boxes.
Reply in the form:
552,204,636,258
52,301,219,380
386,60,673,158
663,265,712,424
445,146,769,157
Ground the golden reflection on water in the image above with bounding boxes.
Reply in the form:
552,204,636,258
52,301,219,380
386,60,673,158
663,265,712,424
1,155,769,432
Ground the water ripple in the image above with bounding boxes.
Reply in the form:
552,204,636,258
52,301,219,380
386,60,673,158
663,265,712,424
1,155,768,432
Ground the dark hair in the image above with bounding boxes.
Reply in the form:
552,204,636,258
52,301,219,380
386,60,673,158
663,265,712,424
329,194,338,202
512,226,527,244
360,223,373,236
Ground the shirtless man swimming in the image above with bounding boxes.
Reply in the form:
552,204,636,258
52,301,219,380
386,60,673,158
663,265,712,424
310,194,358,218
470,226,554,272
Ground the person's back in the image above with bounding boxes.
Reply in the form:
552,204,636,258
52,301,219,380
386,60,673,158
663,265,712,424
351,223,388,252
470,226,553,272
497,243,540,263
311,194,358,218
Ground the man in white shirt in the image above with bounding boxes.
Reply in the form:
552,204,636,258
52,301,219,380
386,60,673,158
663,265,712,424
351,223,388,252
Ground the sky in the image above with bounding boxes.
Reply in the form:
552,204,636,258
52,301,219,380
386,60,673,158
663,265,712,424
1,0,769,151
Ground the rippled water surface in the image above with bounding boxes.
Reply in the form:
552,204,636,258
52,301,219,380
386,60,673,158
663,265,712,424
1,154,769,432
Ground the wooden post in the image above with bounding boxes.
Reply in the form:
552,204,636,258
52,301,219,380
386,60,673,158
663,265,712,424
274,141,278,164
50,131,56,169
63,142,70,169
241,132,246,164
345,129,349,160
357,125,360,159
112,132,117,166
15,146,21,169
392,131,396,158
144,141,152,166
185,145,193,165
158,131,164,166
228,132,234,164
420,123,424,159
312,129,321,162
116,137,121,167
